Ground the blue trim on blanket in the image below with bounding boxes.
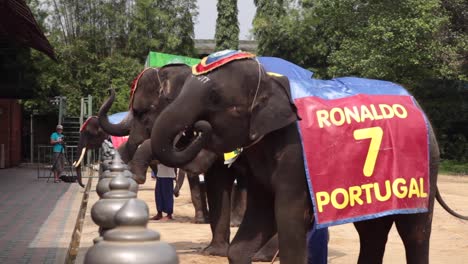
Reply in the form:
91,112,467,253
316,207,429,229
258,57,410,100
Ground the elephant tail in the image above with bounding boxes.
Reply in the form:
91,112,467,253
436,186,468,220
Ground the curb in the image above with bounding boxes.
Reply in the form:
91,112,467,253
64,178,93,264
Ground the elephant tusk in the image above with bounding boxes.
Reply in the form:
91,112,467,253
74,147,87,167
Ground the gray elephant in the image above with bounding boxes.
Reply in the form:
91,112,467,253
98,64,215,225
149,53,467,263
100,64,275,259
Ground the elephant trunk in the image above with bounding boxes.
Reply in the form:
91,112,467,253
98,89,132,137
151,100,212,168
130,139,153,184
74,142,86,188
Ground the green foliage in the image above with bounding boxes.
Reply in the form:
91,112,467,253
413,79,468,162
253,0,287,56
215,0,239,50
253,0,468,162
22,0,197,116
129,0,197,61
439,160,468,175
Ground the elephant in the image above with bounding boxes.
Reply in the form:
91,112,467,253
98,64,212,224
148,56,467,263
73,116,109,187
101,64,276,259
173,170,210,223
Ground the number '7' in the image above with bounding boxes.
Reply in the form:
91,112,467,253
353,126,383,177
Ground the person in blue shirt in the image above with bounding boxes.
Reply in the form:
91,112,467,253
50,125,65,183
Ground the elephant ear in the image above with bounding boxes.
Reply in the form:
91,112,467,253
249,73,300,141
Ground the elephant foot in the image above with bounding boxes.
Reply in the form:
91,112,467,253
193,211,209,224
202,242,229,257
133,175,145,184
252,234,279,262
252,250,277,262
193,215,209,224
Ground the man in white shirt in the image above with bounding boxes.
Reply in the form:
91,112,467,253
150,164,176,220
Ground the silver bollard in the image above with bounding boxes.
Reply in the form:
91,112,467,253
96,155,138,199
85,199,178,264
92,165,137,235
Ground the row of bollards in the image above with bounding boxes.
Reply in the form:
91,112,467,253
84,141,178,264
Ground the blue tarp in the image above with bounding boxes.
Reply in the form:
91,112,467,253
108,111,128,124
258,57,410,100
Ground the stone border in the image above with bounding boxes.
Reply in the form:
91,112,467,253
64,177,93,264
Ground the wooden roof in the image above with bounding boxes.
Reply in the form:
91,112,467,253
0,0,55,59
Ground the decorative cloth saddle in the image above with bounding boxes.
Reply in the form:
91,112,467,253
192,50,255,75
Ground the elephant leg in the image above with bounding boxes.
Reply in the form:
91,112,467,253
228,178,276,264
394,212,433,264
353,216,394,264
199,176,209,222
274,190,310,264
203,161,235,257
187,173,209,223
230,183,247,227
252,233,278,262
117,141,130,164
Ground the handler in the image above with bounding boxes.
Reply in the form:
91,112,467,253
151,164,176,221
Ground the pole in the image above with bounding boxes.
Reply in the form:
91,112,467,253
87,95,93,165
88,94,92,118
80,97,84,127
58,97,63,125
30,114,34,163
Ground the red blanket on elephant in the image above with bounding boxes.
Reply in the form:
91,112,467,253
295,94,429,228
258,57,430,228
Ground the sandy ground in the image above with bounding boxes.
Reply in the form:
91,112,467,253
77,174,468,263
136,174,468,264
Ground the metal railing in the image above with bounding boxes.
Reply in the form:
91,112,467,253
35,144,101,179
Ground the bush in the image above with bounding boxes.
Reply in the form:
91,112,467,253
439,160,468,175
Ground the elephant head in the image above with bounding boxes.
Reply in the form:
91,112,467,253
74,116,109,187
98,64,192,183
150,58,299,171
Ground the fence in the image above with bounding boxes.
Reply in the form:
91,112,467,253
35,145,99,179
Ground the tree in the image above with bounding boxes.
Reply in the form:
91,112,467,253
215,0,239,51
129,0,198,61
253,0,286,55
252,0,468,162
23,0,198,116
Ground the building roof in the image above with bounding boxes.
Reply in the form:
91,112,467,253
0,0,55,60
195,39,257,56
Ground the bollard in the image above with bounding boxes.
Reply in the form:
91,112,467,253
96,155,138,199
85,199,178,264
91,158,137,235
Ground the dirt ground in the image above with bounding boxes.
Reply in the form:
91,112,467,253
139,174,468,264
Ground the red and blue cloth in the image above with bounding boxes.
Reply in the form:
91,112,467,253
258,57,430,228
192,50,255,75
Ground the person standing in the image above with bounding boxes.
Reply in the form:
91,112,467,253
50,124,65,183
151,164,176,220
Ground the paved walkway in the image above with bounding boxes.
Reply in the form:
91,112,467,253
0,166,86,264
